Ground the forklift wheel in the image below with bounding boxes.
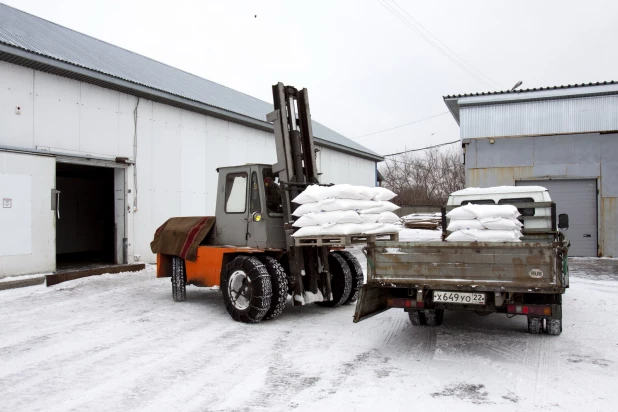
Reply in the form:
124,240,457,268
315,253,352,308
171,256,186,302
221,256,272,323
259,256,288,320
334,250,364,304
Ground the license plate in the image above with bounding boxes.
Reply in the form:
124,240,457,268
433,291,486,305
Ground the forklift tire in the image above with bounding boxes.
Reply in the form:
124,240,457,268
315,253,352,308
171,256,186,302
259,256,288,320
527,317,543,334
221,256,272,323
334,250,364,304
409,310,426,326
424,309,444,326
545,319,562,336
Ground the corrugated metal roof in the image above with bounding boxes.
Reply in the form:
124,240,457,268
0,3,381,160
444,81,618,99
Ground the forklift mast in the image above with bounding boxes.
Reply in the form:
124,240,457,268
266,83,331,303
267,83,320,245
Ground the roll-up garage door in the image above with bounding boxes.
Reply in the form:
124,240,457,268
517,179,597,257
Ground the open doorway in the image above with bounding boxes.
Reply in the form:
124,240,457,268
55,163,116,271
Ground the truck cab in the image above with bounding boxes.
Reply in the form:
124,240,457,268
447,186,552,232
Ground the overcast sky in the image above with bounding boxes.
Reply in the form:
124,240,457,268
5,0,618,156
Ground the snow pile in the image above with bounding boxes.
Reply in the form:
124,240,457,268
445,204,523,242
291,184,402,237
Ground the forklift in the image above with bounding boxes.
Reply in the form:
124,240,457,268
155,83,364,323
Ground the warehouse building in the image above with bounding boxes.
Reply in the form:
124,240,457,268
0,4,382,278
444,82,618,257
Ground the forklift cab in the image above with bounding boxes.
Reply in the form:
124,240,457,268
214,164,286,249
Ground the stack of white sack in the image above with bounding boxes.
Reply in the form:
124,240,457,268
291,184,403,237
445,204,523,242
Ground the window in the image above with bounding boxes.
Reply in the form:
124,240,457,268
225,173,247,213
250,172,261,214
498,197,535,216
461,199,495,205
262,168,283,216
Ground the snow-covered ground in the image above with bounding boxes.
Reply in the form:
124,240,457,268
1,255,617,412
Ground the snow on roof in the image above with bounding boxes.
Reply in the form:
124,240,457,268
450,186,548,196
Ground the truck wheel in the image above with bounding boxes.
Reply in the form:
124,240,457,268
527,317,543,334
171,256,186,302
409,310,426,326
424,309,444,326
335,250,364,304
221,256,272,323
545,319,562,335
259,256,288,320
315,252,352,308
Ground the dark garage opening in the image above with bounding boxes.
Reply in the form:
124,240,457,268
55,163,115,271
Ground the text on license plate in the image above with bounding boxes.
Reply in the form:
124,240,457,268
433,291,486,305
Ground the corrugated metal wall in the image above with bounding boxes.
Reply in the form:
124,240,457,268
460,95,618,139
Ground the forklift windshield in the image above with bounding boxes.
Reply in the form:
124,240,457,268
262,168,283,216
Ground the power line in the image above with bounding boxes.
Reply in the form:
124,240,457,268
351,111,449,140
391,0,500,88
383,139,459,157
375,0,494,89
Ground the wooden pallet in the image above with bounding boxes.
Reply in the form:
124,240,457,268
294,232,399,247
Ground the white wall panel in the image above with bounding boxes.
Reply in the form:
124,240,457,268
0,153,55,277
180,111,208,216
118,94,138,158
0,61,34,148
0,174,31,256
33,72,80,151
79,83,120,155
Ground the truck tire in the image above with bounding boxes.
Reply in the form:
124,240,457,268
527,317,543,334
424,309,444,326
409,310,426,326
315,252,352,308
171,256,186,302
334,250,364,304
545,319,562,335
259,256,288,321
221,256,272,323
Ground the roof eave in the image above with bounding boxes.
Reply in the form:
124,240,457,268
443,97,460,125
0,43,383,162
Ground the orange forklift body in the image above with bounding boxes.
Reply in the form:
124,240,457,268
156,246,282,287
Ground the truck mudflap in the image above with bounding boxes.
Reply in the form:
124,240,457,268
353,284,391,323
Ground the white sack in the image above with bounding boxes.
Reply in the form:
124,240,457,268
369,187,397,201
476,229,522,242
480,217,523,230
322,184,374,201
359,214,380,223
364,223,403,234
446,228,522,242
376,211,400,224
292,202,322,217
292,225,323,237
446,205,477,220
318,198,378,212
291,185,322,204
359,201,400,214
292,210,363,227
447,219,485,231
467,204,521,219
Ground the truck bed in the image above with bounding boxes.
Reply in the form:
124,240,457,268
367,240,567,293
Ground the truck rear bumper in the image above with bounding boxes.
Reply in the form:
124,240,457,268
353,283,563,323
